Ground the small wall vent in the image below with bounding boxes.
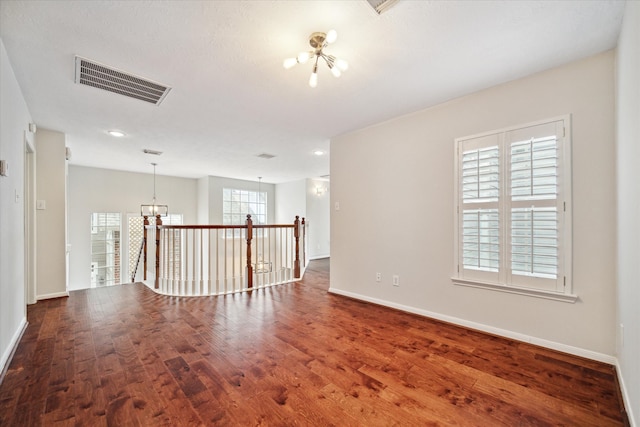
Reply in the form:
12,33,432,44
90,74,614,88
365,0,399,14
257,153,276,159
74,56,171,105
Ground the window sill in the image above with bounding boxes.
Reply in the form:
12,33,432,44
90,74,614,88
452,277,578,303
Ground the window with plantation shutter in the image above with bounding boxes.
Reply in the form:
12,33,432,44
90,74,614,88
453,116,575,302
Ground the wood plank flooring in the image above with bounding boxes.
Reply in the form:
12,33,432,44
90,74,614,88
0,259,629,426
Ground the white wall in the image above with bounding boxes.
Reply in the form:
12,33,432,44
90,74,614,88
275,178,330,260
67,165,198,290
197,176,209,224
331,51,616,360
275,179,306,224
305,178,330,259
34,129,67,300
0,38,30,375
616,2,640,424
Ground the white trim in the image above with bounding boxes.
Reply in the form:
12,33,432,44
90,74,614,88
309,254,330,260
0,317,27,384
328,287,615,364
615,359,637,427
37,291,69,300
452,277,578,303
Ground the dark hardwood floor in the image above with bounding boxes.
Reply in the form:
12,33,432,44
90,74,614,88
0,258,629,426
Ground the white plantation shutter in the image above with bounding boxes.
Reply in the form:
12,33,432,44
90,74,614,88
462,209,500,272
458,133,501,283
510,207,558,278
454,117,572,298
462,146,500,202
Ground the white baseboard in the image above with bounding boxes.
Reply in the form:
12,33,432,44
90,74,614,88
615,359,637,427
0,317,28,384
328,287,617,365
309,254,330,260
36,291,69,300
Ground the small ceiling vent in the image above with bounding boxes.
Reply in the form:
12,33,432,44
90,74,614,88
143,149,163,156
74,56,171,105
365,0,399,14
257,153,276,159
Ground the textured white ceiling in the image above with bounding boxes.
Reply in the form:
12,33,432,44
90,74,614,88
0,1,625,183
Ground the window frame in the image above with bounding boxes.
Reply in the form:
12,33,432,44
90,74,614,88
222,187,268,238
452,115,576,303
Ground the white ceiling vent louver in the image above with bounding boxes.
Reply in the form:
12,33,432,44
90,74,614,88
365,0,399,14
74,56,171,105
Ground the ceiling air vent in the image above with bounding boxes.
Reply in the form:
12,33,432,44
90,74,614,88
365,0,399,14
143,149,163,156
74,56,171,105
257,153,276,159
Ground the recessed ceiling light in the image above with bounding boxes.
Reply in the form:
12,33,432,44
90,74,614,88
107,130,125,137
313,150,325,156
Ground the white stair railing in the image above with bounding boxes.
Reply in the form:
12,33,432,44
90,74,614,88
143,215,305,297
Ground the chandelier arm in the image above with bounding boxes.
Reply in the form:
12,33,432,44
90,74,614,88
321,53,335,67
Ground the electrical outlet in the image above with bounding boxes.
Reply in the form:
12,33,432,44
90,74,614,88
376,272,381,282
392,275,399,287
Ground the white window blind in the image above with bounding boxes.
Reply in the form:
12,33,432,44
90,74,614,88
454,116,573,300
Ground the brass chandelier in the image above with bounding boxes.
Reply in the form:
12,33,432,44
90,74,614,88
140,163,168,217
283,30,348,88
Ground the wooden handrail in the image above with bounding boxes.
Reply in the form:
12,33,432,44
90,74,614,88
157,224,295,230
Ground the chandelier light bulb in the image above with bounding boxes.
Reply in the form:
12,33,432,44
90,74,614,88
335,59,349,71
330,66,341,78
283,57,297,69
326,29,338,44
297,51,311,64
309,71,318,88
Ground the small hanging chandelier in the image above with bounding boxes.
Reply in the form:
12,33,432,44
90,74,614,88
140,162,168,217
283,30,349,88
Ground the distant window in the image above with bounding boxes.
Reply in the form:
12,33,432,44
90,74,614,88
223,188,267,237
453,116,573,300
91,213,120,287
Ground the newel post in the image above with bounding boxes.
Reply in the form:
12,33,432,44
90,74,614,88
143,215,149,280
301,217,306,270
294,216,300,278
246,214,253,288
155,214,162,289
